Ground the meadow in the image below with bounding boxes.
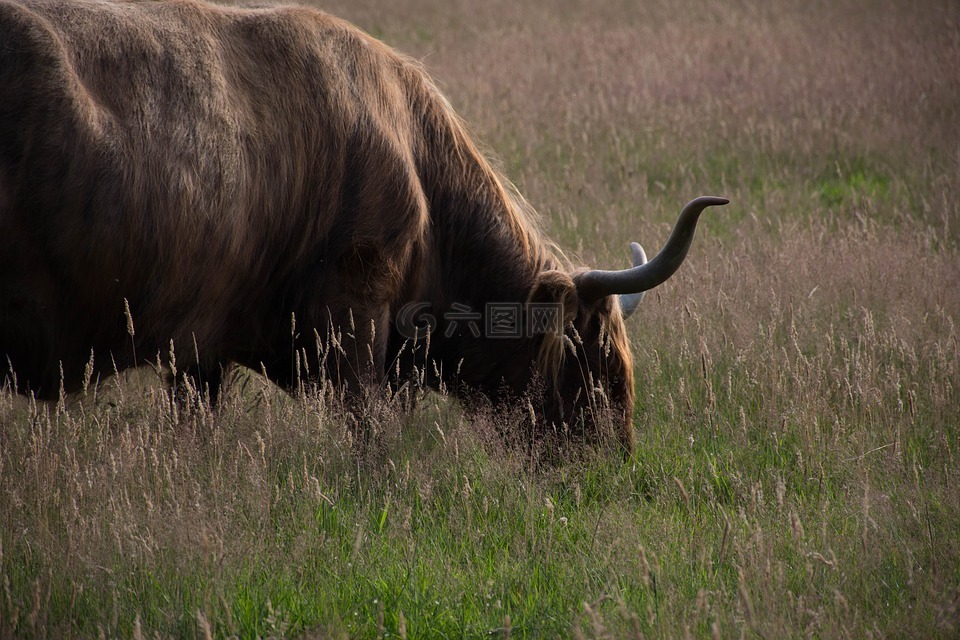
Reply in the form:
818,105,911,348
2,0,959,636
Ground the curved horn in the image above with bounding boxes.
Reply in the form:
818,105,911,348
575,196,729,304
618,242,648,319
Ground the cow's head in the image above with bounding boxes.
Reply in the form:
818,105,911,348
528,196,728,453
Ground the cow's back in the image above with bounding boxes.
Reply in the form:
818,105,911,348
0,0,430,396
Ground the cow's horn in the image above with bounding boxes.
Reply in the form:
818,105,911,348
575,196,729,305
618,242,648,319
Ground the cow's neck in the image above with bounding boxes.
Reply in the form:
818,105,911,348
413,156,562,398
388,86,566,397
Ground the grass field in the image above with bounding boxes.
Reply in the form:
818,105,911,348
2,0,959,637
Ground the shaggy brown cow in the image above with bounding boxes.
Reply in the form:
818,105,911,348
0,0,726,451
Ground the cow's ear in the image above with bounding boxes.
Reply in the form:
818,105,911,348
528,270,579,325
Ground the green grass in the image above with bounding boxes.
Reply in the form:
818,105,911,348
2,0,960,637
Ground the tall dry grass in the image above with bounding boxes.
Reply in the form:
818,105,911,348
2,0,959,636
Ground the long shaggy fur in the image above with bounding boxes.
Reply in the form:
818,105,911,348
0,0,634,451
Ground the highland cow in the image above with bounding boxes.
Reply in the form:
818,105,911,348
0,0,726,452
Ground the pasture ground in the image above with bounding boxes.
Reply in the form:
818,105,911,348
2,0,959,637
